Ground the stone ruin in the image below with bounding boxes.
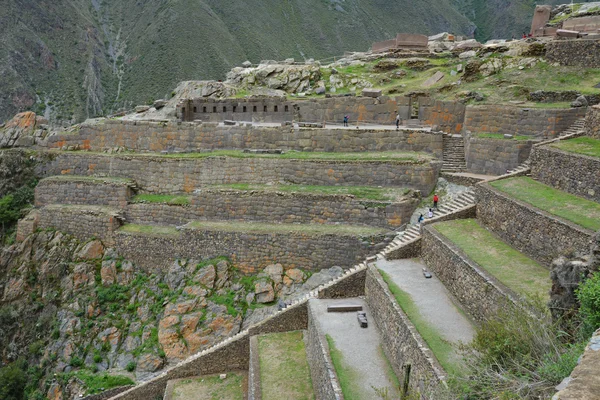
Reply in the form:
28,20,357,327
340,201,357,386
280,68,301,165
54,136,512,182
371,33,429,53
531,3,600,38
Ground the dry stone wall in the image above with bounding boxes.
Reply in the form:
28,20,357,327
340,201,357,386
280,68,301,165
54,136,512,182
45,120,443,156
465,137,535,175
475,183,593,267
114,226,388,273
464,105,586,137
421,226,518,322
38,205,122,246
546,39,600,68
125,190,420,229
38,153,442,194
35,178,134,208
365,265,445,392
420,99,466,134
586,105,600,138
531,145,600,203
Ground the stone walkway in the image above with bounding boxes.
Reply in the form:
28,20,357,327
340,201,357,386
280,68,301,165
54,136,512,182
310,298,400,400
376,258,475,365
216,121,429,131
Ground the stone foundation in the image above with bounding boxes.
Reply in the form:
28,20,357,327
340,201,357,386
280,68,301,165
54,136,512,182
421,226,519,322
531,145,600,204
585,105,600,139
365,265,445,392
546,39,600,68
38,152,442,194
114,224,389,273
465,137,535,176
475,183,593,267
35,177,135,208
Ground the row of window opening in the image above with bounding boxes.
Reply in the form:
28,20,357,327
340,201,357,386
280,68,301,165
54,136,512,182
190,105,289,113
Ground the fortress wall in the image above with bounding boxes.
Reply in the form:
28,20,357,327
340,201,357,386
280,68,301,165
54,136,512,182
306,303,344,400
365,265,445,391
46,120,443,156
125,190,420,229
38,153,442,194
586,105,600,138
531,145,600,203
465,137,534,176
38,205,122,246
114,227,388,273
421,226,518,322
474,183,593,267
35,179,133,208
179,98,295,123
464,105,586,137
546,39,600,68
420,99,466,134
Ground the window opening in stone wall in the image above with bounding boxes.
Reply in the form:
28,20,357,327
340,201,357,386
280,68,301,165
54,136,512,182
223,107,227,112
182,107,185,116
285,105,289,112
253,106,257,112
264,105,268,112
203,107,207,113
233,106,237,113
243,106,247,112
193,107,197,113
274,105,278,112
213,106,217,113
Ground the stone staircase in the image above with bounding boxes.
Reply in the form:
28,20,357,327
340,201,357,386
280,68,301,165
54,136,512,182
379,189,476,257
442,134,466,172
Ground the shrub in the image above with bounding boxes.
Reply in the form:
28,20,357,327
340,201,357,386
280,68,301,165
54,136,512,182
70,356,84,367
0,364,26,400
125,361,136,372
576,272,600,337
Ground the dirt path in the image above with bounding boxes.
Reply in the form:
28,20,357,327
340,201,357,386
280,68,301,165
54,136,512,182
376,258,475,358
310,298,401,400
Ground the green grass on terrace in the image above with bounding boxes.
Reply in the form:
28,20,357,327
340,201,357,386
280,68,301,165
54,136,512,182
550,136,600,159
379,269,464,376
171,373,244,400
43,175,133,184
258,331,314,400
131,194,191,205
213,183,410,201
326,334,363,399
490,177,600,231
433,219,551,300
185,221,387,236
476,133,532,141
120,224,180,237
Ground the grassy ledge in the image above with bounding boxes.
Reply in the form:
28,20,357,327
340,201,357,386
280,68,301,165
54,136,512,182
184,221,388,236
476,133,532,141
550,136,600,159
42,175,133,184
490,176,600,231
258,331,314,400
433,219,551,300
171,373,244,400
378,269,463,376
326,334,363,399
131,194,191,205
119,224,180,237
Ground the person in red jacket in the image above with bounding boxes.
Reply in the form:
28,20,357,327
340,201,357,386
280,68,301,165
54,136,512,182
433,194,439,210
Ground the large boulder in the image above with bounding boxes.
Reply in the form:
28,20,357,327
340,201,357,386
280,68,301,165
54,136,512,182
0,111,48,148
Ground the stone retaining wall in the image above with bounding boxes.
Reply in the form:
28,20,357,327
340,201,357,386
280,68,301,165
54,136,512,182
45,119,443,156
38,205,122,246
586,105,600,139
420,99,466,134
475,183,594,267
546,39,600,68
248,336,261,400
464,105,586,137
421,226,518,322
125,190,420,229
365,265,445,393
114,226,388,273
306,303,344,400
35,178,134,208
465,137,535,176
38,152,442,194
531,145,600,204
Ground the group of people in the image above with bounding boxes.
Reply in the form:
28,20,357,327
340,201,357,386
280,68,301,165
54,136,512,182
417,194,439,226
340,113,402,128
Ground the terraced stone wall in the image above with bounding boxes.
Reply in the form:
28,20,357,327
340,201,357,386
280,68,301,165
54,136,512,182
35,178,134,208
306,303,344,400
297,96,403,124
464,105,586,137
420,99,466,134
45,120,443,156
38,153,442,194
178,98,296,123
475,183,593,267
114,227,388,273
125,191,420,229
420,226,517,322
465,137,535,175
38,205,122,246
365,265,445,392
531,145,600,203
546,39,600,68
586,105,600,138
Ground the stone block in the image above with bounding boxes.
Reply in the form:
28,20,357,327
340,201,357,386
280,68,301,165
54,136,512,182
422,71,445,88
556,29,579,38
362,88,382,98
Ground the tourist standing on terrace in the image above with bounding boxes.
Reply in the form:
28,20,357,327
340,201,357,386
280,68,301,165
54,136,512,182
433,194,439,210
396,113,400,129
343,115,349,127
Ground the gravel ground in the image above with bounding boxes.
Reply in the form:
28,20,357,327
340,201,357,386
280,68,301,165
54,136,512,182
310,298,400,400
